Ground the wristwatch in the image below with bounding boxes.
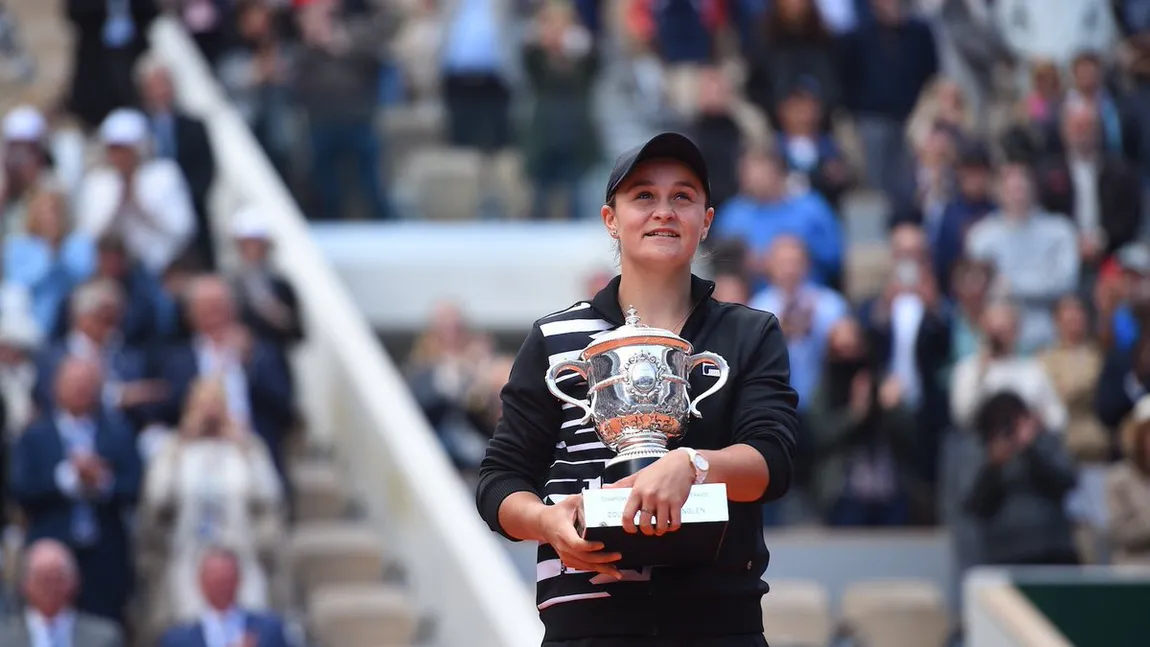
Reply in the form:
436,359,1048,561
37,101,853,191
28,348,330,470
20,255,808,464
678,447,709,485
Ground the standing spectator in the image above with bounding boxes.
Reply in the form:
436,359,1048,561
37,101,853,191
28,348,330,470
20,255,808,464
808,317,917,526
3,189,96,335
1106,395,1150,565
950,301,1068,432
964,390,1079,565
714,146,843,288
748,235,848,411
294,0,394,221
932,141,996,292
9,357,143,625
965,163,1080,353
157,548,293,647
75,109,198,276
136,55,218,268
0,539,125,647
687,67,751,210
745,0,843,126
228,207,304,352
64,0,158,130
522,1,600,221
142,379,282,628
649,0,724,120
839,0,938,203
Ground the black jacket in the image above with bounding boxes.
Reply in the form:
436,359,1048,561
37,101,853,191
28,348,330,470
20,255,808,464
475,274,800,640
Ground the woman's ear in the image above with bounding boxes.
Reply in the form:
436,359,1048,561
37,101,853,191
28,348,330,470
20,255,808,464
601,203,618,238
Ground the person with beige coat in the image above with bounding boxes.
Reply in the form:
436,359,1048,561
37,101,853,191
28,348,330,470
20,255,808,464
1106,395,1150,565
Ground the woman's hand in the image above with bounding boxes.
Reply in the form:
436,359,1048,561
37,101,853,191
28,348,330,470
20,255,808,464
605,450,695,537
539,494,622,579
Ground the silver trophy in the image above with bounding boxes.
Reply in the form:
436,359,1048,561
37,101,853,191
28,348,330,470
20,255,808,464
545,307,730,484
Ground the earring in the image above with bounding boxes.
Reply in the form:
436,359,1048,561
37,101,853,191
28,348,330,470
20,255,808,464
610,229,619,238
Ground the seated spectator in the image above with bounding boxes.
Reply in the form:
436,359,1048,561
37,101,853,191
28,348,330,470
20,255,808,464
951,301,1068,433
964,390,1079,565
0,106,55,234
1015,59,1063,146
906,78,975,154
75,109,198,276
1096,325,1150,430
899,122,958,232
0,539,125,647
1097,241,1150,353
0,284,41,436
714,146,843,288
158,547,292,647
136,54,218,268
948,257,995,363
1037,295,1109,463
1107,395,1150,565
1035,100,1142,268
522,0,599,221
966,162,1080,354
808,317,916,527
228,208,303,352
1063,51,1125,155
858,224,952,488
142,378,282,628
32,280,167,432
932,142,997,292
748,235,848,411
774,77,853,207
4,188,95,335
158,276,294,481
9,357,142,625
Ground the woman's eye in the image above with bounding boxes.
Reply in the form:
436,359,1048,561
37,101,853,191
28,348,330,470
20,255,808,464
674,193,692,201
636,191,653,200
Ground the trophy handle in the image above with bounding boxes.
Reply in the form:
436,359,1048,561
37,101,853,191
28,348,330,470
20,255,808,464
545,359,593,424
687,352,729,418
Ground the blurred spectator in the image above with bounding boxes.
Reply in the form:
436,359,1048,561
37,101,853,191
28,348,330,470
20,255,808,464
950,300,1068,432
158,276,295,482
1116,0,1150,179
901,122,959,231
774,78,854,207
1106,394,1150,565
744,0,843,126
1035,100,1143,270
294,0,395,221
31,279,167,432
440,0,516,155
906,78,975,154
462,353,513,439
142,378,282,628
3,188,96,335
714,146,843,288
1037,295,1109,463
858,224,952,490
391,0,444,102
932,141,996,292
10,357,142,625
0,106,55,235
964,390,1079,565
0,3,34,84
163,0,233,65
137,54,219,268
839,0,938,202
938,0,1014,125
948,256,995,363
522,1,600,221
65,0,158,130
228,207,304,353
808,317,916,526
0,538,125,647
76,109,199,276
687,67,751,210
994,0,1118,71
748,235,848,411
1064,51,1125,155
712,269,751,305
158,547,293,647
649,0,725,119
217,0,296,180
1018,59,1064,136
0,285,40,436
965,163,1079,353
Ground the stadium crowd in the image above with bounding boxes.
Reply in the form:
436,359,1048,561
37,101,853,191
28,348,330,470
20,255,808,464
2,0,1150,645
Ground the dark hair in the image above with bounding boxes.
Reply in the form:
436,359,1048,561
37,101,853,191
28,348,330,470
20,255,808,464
763,0,831,43
974,391,1030,443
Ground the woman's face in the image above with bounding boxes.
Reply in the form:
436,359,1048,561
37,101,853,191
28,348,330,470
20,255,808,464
1055,297,1088,343
28,195,65,241
603,159,713,271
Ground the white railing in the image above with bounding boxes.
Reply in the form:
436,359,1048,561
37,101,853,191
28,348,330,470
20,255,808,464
146,17,543,647
963,569,1071,647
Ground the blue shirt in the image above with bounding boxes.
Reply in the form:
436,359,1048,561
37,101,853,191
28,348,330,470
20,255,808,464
442,0,502,74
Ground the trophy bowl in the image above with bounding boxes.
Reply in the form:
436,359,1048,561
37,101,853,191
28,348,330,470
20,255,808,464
545,308,729,484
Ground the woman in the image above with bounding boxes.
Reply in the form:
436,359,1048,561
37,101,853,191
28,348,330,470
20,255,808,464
476,132,800,646
1108,396,1150,565
140,378,283,632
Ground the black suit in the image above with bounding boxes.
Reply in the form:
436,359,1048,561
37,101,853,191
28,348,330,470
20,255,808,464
66,0,158,130
150,111,217,267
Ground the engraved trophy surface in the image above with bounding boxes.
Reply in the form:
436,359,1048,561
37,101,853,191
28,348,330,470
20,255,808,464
544,307,730,484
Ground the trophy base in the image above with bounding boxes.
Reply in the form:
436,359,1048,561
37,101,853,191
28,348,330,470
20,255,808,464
600,454,662,485
576,483,729,570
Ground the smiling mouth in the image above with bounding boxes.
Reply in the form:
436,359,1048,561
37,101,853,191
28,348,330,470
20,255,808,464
645,231,679,238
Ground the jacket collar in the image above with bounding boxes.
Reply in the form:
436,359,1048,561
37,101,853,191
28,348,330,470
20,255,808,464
590,273,716,326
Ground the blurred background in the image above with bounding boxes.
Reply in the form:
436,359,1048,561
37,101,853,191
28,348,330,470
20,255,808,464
0,0,1149,646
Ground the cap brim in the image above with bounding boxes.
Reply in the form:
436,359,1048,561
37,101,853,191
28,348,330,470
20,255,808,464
606,132,711,205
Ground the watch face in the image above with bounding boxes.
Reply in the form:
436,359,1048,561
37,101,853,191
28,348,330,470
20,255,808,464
693,453,708,471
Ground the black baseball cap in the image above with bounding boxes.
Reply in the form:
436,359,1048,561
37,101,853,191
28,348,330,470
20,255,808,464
604,132,712,206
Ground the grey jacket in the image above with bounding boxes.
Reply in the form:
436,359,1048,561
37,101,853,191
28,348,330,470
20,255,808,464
0,611,124,647
964,432,1079,564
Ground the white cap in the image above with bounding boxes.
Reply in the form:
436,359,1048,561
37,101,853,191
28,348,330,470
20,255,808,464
99,108,149,147
3,105,47,143
230,205,271,240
